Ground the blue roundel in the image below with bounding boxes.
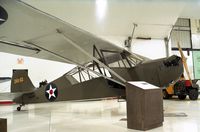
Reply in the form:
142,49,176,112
45,83,58,102
0,6,8,25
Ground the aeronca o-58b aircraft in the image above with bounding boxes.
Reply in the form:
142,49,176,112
0,0,183,111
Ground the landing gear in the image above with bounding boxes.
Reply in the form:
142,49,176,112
188,89,199,100
17,104,24,111
178,94,187,100
17,106,21,111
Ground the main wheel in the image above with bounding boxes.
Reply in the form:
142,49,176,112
178,94,186,100
189,89,199,100
163,90,170,99
17,106,21,111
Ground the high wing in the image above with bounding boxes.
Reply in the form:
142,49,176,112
0,0,146,66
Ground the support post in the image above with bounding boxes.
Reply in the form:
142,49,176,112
164,37,169,57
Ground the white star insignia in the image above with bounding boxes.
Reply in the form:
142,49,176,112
46,85,56,99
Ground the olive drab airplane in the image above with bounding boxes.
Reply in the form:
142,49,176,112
0,0,183,111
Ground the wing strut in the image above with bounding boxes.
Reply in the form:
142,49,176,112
24,40,125,86
56,29,126,83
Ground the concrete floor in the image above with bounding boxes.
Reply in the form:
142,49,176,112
0,98,200,132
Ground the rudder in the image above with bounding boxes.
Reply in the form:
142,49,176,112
11,69,35,93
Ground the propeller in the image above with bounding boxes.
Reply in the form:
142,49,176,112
177,42,193,85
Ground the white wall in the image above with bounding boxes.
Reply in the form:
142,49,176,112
131,39,166,59
100,36,166,59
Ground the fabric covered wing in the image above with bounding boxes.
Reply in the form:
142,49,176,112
0,0,138,65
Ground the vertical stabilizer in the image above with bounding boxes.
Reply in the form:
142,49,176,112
11,69,35,93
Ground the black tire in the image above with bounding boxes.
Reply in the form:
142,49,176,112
168,94,173,98
17,106,21,111
189,89,199,100
163,90,170,99
178,94,186,100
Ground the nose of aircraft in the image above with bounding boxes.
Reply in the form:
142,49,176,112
129,55,183,88
158,55,183,87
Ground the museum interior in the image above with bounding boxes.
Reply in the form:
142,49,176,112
0,0,200,132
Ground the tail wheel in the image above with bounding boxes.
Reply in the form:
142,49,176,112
189,89,199,100
16,104,24,111
17,106,21,111
163,90,170,99
178,94,186,100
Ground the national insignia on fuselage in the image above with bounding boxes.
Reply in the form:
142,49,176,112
45,83,58,101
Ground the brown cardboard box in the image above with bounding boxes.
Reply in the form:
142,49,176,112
126,81,163,131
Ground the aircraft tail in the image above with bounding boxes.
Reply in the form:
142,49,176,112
11,69,35,93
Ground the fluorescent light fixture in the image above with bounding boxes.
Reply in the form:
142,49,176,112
95,0,107,21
